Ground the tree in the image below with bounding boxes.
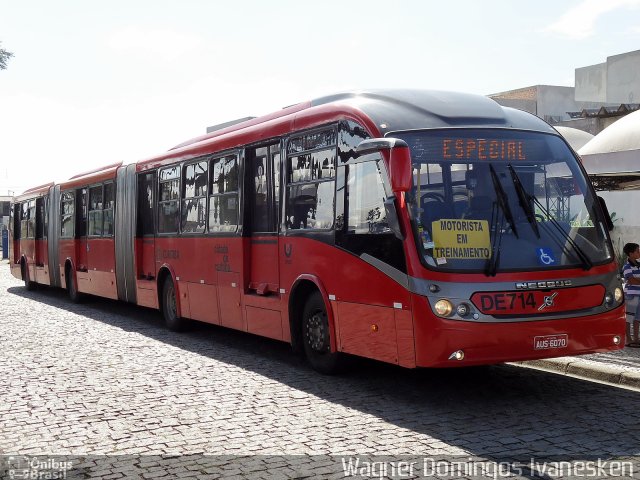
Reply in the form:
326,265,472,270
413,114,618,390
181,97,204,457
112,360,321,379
0,42,13,70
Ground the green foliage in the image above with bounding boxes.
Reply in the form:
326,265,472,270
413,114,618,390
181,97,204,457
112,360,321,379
0,41,14,70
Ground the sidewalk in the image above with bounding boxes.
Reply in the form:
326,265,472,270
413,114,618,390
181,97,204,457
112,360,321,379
514,346,640,390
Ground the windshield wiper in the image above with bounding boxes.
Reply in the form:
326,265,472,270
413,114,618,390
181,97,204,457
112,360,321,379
485,202,502,277
530,197,593,270
508,164,540,239
489,165,518,238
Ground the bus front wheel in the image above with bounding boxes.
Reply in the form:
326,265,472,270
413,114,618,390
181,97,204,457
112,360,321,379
302,291,342,374
162,278,186,332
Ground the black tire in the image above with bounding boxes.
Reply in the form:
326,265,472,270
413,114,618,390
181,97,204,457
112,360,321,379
22,263,35,291
67,270,82,303
302,291,342,374
162,278,187,331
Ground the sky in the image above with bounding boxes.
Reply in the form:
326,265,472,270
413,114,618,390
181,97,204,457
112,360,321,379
1,0,639,195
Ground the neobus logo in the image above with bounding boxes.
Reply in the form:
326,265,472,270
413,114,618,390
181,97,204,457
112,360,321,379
515,280,572,290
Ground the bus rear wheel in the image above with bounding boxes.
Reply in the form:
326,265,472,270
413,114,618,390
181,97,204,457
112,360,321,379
302,291,342,374
22,262,35,291
66,270,82,303
162,278,186,331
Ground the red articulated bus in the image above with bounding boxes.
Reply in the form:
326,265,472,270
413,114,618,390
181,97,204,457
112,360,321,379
10,90,626,373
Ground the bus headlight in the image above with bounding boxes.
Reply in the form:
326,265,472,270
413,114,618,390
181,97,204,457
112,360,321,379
434,299,454,317
614,287,623,303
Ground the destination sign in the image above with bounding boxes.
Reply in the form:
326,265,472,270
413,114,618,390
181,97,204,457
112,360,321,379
442,139,526,161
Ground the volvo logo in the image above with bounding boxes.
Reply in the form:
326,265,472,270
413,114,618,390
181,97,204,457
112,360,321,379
515,280,572,290
538,292,558,311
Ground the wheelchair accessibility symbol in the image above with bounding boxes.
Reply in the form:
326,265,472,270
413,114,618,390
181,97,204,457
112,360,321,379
538,247,555,266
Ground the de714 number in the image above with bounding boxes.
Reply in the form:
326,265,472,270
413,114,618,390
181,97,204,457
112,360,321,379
479,292,536,311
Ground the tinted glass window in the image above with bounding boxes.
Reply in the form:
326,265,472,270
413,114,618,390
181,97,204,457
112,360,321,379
137,172,155,236
158,166,180,234
181,161,207,233
286,127,336,231
103,182,115,236
43,197,48,239
183,161,208,198
181,198,206,233
347,161,390,234
27,201,36,238
74,189,87,238
60,191,75,238
158,202,179,234
286,181,334,230
209,154,239,233
253,148,269,232
88,185,103,236
20,203,28,239
13,204,21,240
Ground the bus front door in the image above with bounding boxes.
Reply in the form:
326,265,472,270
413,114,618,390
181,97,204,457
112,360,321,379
242,143,282,339
75,188,89,290
34,196,48,283
134,171,158,308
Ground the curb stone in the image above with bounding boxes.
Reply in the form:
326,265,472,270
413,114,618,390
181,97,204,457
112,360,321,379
512,357,640,390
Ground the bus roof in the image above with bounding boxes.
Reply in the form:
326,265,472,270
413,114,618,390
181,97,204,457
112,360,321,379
12,90,563,199
310,89,557,133
158,90,556,162
58,162,122,190
15,182,54,201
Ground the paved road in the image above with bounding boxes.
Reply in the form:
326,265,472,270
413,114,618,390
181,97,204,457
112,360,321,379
1,265,639,478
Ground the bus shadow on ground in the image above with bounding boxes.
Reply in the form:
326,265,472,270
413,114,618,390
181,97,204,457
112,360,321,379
7,284,640,464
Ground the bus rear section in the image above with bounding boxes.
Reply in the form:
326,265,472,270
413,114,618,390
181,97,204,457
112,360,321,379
10,184,54,289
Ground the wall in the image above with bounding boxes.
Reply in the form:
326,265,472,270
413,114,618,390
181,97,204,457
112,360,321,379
536,85,581,121
607,50,640,104
575,63,607,102
575,50,640,104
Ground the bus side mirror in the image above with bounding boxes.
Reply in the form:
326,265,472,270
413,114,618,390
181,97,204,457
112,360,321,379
356,138,412,193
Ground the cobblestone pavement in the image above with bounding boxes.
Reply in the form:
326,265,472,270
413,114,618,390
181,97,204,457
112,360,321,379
1,264,639,478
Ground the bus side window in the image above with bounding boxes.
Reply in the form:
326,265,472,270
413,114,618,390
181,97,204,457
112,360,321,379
60,191,75,238
158,166,180,234
103,182,115,236
137,173,155,236
36,197,45,240
285,128,336,231
75,188,87,238
13,203,21,240
181,161,207,234
88,185,104,236
20,203,28,239
27,200,36,239
209,154,239,232
334,120,406,272
339,159,406,273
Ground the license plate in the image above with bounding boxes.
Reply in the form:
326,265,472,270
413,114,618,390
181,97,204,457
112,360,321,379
534,334,568,350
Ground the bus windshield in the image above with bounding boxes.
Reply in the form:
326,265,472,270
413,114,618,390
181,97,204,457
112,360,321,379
395,129,613,274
